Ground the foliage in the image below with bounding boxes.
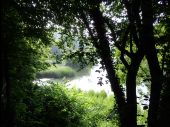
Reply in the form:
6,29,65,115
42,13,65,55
137,106,148,125
36,65,76,79
0,1,54,126
15,83,118,127
1,0,170,127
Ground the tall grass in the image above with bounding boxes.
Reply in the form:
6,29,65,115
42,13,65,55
36,65,76,79
36,64,91,79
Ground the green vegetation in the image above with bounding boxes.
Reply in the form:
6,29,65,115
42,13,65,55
14,82,147,127
1,0,169,127
36,64,90,79
15,83,118,127
36,65,76,79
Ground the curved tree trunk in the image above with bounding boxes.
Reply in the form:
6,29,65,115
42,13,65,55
89,6,145,127
81,2,146,127
89,7,127,127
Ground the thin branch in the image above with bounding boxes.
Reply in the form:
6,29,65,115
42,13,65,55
115,42,132,58
130,29,133,53
104,16,133,58
79,9,100,49
131,26,140,48
120,54,130,69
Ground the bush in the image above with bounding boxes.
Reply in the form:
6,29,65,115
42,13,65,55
15,83,85,127
15,83,119,127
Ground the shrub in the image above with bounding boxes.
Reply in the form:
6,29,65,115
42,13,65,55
15,83,118,127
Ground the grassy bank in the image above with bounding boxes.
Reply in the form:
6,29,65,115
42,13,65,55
36,65,76,79
36,64,90,79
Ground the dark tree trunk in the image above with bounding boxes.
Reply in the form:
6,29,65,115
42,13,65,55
0,1,14,127
89,7,128,127
0,2,8,127
81,2,145,127
126,52,144,127
158,74,170,127
0,36,8,127
141,1,163,127
122,1,144,126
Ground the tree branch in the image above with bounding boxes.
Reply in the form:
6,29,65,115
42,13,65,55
104,17,133,58
79,9,100,50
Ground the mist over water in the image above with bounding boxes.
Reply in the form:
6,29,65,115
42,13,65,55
66,64,113,95
66,64,149,105
35,63,149,105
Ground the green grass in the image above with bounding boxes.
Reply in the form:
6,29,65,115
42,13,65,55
36,65,76,79
36,64,91,79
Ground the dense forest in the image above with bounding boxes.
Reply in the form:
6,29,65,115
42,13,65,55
0,0,170,127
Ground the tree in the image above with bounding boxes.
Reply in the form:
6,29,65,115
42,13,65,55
0,0,53,127
1,0,169,127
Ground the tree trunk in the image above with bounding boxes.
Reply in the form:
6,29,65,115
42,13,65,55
0,36,8,127
141,1,163,127
0,1,14,127
0,1,8,126
158,74,170,127
126,52,144,127
89,6,127,127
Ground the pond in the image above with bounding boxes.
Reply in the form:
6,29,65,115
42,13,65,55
66,64,149,106
66,64,113,95
34,63,149,105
